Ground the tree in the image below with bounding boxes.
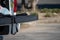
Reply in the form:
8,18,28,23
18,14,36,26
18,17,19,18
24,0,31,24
21,0,25,12
21,0,39,12
21,0,25,5
29,0,39,12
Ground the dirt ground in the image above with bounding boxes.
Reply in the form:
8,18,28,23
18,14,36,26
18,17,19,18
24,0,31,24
38,13,60,23
20,13,60,31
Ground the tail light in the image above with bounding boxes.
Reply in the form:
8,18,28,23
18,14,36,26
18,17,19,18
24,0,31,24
14,0,17,12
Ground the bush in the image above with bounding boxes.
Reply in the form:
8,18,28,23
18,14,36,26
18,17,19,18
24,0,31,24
52,9,60,13
44,12,58,17
44,13,51,17
30,13,38,16
40,8,60,13
40,8,49,13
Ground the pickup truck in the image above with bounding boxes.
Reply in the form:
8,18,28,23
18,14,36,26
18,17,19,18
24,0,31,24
0,0,38,35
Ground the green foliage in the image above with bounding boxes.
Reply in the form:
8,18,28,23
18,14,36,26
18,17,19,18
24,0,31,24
40,8,49,13
40,8,60,13
30,13,38,16
44,12,58,17
44,13,51,17
52,9,60,13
